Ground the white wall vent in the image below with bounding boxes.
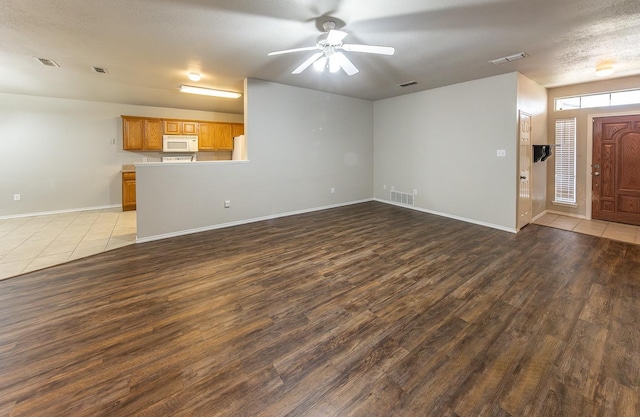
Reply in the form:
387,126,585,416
390,190,415,206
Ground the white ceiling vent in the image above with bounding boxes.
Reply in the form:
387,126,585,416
35,57,60,67
489,52,528,65
90,66,109,74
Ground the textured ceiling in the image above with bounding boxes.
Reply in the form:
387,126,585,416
1,0,639,115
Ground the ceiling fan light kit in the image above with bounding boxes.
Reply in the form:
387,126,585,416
269,20,395,76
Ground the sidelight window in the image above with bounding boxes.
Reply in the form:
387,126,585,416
554,118,577,204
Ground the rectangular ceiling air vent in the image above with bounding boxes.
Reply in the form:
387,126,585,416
398,81,418,87
489,52,528,65
35,57,60,67
90,66,109,74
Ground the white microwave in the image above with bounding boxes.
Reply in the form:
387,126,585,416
162,135,198,152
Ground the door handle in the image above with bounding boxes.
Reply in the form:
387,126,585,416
594,172,600,176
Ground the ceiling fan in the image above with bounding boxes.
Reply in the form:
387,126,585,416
268,21,395,76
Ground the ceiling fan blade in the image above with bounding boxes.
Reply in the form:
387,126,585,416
292,52,324,74
326,29,348,44
341,44,395,55
268,46,319,56
333,52,359,76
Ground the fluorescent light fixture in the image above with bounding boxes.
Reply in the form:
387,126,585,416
179,84,241,99
188,72,201,81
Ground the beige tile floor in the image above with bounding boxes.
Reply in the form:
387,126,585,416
0,208,136,280
533,212,640,245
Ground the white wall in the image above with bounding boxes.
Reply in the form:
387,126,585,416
136,79,374,240
373,73,520,231
0,93,242,217
516,73,548,219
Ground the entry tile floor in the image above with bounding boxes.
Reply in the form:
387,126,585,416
533,212,640,244
0,208,136,280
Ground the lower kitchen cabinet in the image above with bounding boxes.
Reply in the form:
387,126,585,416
122,171,136,211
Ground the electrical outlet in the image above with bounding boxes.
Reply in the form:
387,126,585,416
224,200,231,208
497,149,506,157
391,186,395,191
109,138,116,145
330,187,335,194
13,194,20,201
413,189,418,195
142,157,148,163
383,185,387,190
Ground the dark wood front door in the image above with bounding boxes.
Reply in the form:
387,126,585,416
592,114,640,225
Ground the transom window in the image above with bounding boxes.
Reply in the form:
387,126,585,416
555,89,640,111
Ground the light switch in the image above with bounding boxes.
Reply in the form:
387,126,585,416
497,149,506,157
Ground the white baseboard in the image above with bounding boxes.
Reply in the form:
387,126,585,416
136,199,374,243
373,198,518,234
531,210,548,223
0,204,122,220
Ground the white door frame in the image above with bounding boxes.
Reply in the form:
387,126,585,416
586,110,640,220
518,110,532,230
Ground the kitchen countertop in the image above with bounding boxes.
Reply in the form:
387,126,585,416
122,164,135,173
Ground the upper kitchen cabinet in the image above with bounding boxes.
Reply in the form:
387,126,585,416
163,120,199,135
122,116,163,150
199,122,233,151
232,123,244,137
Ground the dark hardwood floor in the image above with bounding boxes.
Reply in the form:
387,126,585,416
1,201,639,416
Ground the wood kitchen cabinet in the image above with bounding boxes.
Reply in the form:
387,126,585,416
123,115,242,152
199,122,234,151
122,171,136,211
232,123,244,137
163,120,198,135
122,116,163,150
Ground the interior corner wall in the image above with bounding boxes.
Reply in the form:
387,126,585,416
516,73,548,219
373,73,519,231
0,93,242,217
546,75,640,218
136,79,373,239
